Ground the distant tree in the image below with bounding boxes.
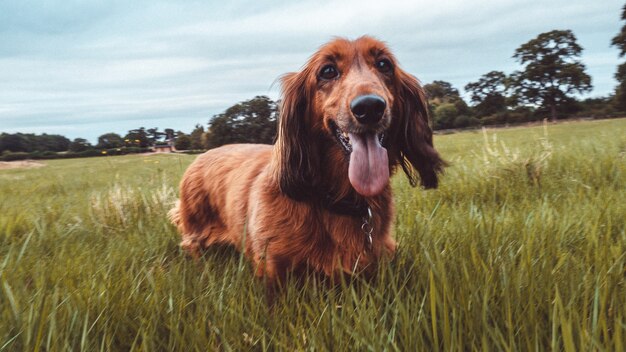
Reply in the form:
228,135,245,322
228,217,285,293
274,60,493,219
32,134,71,152
164,128,175,140
0,133,70,152
423,81,473,129
465,71,509,117
68,138,92,152
146,127,164,143
612,4,626,111
0,133,27,153
189,124,205,150
424,80,459,102
578,96,615,117
174,132,191,150
205,96,278,149
512,30,592,121
124,128,150,148
97,133,124,149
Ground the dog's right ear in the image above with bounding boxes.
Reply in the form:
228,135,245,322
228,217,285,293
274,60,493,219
273,70,320,200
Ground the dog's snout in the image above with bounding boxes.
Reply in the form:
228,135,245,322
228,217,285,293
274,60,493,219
350,94,386,125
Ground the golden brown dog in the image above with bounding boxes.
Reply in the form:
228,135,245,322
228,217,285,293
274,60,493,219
170,36,444,286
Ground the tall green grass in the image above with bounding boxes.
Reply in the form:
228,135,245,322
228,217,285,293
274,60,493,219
1,119,625,350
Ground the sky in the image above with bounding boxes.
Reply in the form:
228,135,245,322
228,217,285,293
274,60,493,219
0,0,623,143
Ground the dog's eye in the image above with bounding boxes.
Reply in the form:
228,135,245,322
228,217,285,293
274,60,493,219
319,64,339,80
376,59,393,74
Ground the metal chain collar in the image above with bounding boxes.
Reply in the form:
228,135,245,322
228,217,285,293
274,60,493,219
361,206,373,249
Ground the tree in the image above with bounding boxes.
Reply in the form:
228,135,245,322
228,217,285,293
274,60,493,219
612,4,626,111
174,132,191,150
164,128,175,140
422,81,473,129
124,128,150,148
189,124,205,150
69,138,92,152
0,133,70,153
97,133,124,149
0,133,27,153
512,30,592,121
36,134,70,152
205,96,278,149
433,103,459,129
465,71,509,117
146,128,164,143
424,80,459,102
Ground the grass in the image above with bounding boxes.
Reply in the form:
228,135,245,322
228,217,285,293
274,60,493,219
1,118,625,351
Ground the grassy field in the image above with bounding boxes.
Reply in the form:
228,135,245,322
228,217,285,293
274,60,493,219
0,118,625,351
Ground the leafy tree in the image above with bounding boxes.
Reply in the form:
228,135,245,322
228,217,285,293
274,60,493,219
578,97,615,117
0,133,26,153
174,132,191,150
36,134,70,152
453,114,480,128
453,98,472,118
612,4,626,111
189,124,205,150
465,71,509,117
433,103,459,129
613,4,626,56
0,133,70,153
124,128,150,148
512,30,592,121
205,96,278,149
424,80,459,102
97,133,124,149
146,128,164,143
69,138,92,152
164,128,175,140
423,81,473,129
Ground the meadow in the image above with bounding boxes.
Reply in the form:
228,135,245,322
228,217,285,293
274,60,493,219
0,118,625,351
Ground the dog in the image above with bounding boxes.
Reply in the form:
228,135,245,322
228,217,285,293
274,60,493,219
169,36,445,287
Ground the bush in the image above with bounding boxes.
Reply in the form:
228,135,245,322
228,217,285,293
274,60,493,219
174,134,191,150
103,147,150,156
481,108,536,126
453,115,480,128
72,150,102,158
178,150,205,155
433,103,459,129
1,152,31,161
0,147,151,161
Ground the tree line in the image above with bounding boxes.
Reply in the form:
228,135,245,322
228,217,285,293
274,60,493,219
2,20,626,160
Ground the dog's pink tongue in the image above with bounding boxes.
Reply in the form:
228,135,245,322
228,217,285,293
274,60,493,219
348,133,389,197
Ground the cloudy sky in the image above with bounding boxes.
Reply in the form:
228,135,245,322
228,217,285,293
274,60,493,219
0,0,622,143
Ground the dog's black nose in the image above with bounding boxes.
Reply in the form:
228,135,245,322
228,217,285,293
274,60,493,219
350,95,386,125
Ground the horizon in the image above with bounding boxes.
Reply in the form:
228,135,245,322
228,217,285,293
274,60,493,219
0,0,623,143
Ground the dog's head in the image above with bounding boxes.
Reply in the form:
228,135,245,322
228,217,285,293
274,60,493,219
275,36,445,200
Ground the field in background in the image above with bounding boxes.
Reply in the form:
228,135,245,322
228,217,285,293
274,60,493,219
0,119,624,351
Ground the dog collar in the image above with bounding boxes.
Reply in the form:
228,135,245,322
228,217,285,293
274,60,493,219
361,206,374,249
321,194,374,249
322,193,369,218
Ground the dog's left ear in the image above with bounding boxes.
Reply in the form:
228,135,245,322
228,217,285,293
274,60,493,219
273,70,320,200
390,70,446,188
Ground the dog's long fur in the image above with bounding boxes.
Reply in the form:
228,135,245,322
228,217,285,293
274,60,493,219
170,36,445,285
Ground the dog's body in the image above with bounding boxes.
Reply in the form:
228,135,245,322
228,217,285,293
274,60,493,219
170,36,444,285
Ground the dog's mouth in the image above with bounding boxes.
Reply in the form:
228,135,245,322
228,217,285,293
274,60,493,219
330,120,389,197
331,121,386,154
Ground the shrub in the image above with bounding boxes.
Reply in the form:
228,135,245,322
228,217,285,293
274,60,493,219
453,115,480,128
433,103,459,129
0,152,31,161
